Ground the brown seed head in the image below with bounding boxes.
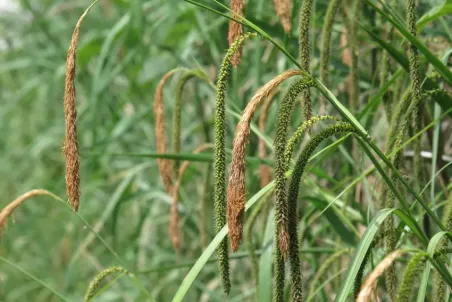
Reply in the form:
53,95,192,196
169,144,214,253
63,1,98,212
258,90,279,188
154,69,180,194
273,0,292,33
228,0,245,67
227,70,302,252
357,250,404,302
0,190,59,236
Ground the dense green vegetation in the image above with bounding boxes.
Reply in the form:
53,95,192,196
0,0,451,301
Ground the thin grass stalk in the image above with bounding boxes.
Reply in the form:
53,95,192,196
273,0,292,33
154,68,180,194
227,69,302,251
228,0,245,67
63,0,99,212
84,266,128,301
433,193,452,301
397,252,428,302
170,144,213,254
0,190,60,235
245,190,273,301
298,0,314,121
319,0,340,114
214,32,256,295
287,123,361,301
379,0,397,121
349,0,361,115
357,250,405,302
307,248,352,300
259,90,278,188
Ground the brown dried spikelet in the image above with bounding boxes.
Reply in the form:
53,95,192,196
63,1,98,212
227,69,301,252
228,0,245,67
169,144,214,253
274,0,292,33
0,190,58,236
356,250,404,302
154,69,180,194
258,90,279,188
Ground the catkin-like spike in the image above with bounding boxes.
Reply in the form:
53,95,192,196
214,32,256,295
319,0,340,114
307,248,352,300
154,68,180,194
273,246,285,302
171,70,207,174
406,0,423,192
355,248,371,300
273,0,292,33
259,90,279,188
169,144,213,254
246,190,273,301
397,252,427,302
298,0,314,121
0,190,59,236
274,79,314,260
349,0,361,115
386,88,411,151
63,1,98,212
357,250,405,302
228,0,245,67
284,115,338,167
286,123,361,301
84,266,128,301
227,69,302,252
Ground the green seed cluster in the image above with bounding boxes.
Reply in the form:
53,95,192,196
284,115,338,168
406,0,423,192
319,0,340,113
285,123,360,301
354,248,371,300
298,0,314,121
272,78,313,302
214,32,256,295
397,252,427,302
84,266,128,301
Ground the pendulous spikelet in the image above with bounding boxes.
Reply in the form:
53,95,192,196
319,0,340,114
84,266,128,301
272,79,313,302
357,250,405,302
63,1,99,212
214,32,256,295
169,144,213,254
154,68,180,194
406,0,423,193
273,78,313,261
287,123,360,301
298,0,314,121
227,69,302,252
284,115,337,167
228,0,246,67
273,0,292,33
0,190,59,236
397,252,428,302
